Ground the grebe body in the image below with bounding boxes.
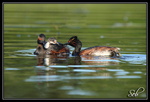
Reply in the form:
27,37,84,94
80,46,121,56
66,36,121,57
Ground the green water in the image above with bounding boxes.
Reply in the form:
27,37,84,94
3,3,147,99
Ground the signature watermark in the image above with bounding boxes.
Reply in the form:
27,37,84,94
127,87,145,97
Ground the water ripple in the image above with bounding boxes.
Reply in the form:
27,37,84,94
5,68,21,70
73,69,96,72
25,74,141,82
67,89,94,96
25,75,113,82
116,76,141,78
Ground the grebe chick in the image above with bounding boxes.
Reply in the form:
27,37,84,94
45,37,70,55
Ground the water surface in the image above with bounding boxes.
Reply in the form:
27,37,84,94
4,48,147,99
4,4,147,99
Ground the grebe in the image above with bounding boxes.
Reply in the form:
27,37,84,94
65,36,121,57
34,34,47,55
37,34,47,46
34,34,69,55
45,37,70,55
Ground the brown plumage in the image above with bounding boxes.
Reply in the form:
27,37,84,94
80,46,121,56
34,44,48,55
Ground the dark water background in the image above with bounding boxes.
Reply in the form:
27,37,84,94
4,4,147,99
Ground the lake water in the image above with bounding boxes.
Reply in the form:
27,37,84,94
3,4,147,99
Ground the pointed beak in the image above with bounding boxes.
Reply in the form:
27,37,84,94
56,42,60,45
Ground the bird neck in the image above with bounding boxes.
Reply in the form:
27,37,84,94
72,40,82,56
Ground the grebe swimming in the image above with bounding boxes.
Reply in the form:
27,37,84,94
65,36,121,57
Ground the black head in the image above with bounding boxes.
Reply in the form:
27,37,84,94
39,34,46,38
67,36,80,47
67,36,82,56
37,34,46,45
69,36,78,41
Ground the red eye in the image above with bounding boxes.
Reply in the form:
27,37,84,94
38,37,42,40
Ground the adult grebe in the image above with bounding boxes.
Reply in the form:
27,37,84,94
65,36,121,57
34,34,69,55
34,34,47,55
37,34,47,45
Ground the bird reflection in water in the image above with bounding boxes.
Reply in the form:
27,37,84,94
34,54,120,76
35,54,69,67
33,53,120,89
34,54,81,89
82,55,120,66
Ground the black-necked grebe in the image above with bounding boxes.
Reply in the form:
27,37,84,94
65,36,121,57
34,34,47,55
37,34,47,46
